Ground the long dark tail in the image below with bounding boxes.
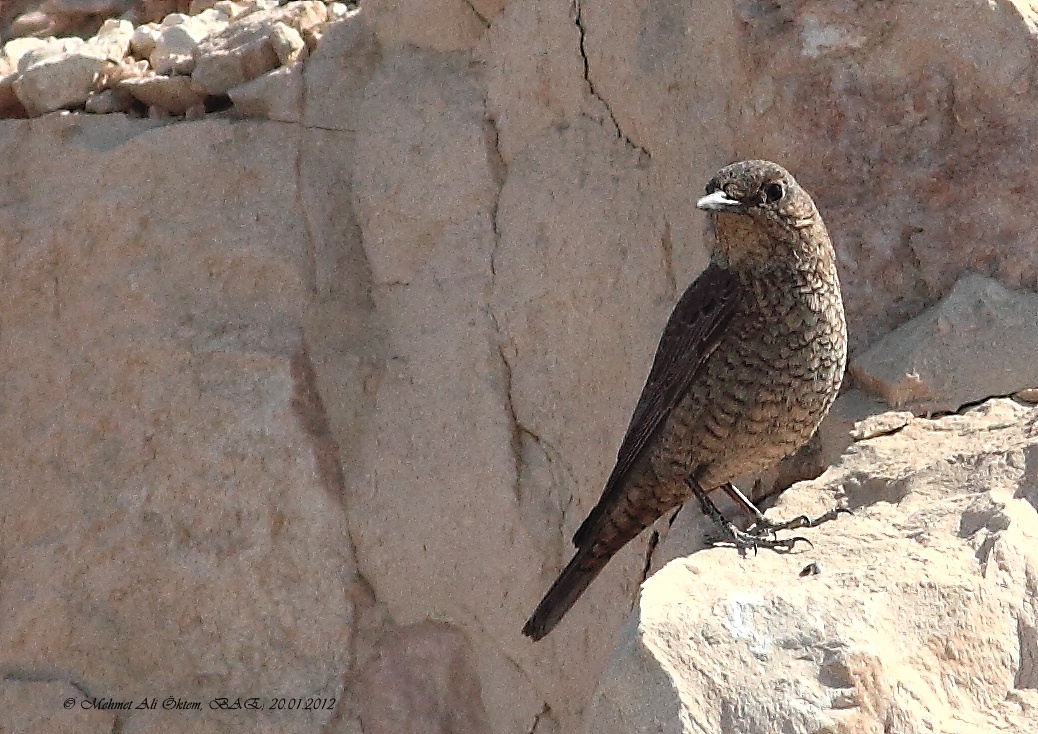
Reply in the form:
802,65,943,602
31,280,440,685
522,545,609,640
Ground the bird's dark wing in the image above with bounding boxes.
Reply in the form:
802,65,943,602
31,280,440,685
572,263,742,548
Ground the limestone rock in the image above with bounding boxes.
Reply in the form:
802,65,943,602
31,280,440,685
270,21,306,66
7,17,136,117
1,37,54,74
149,9,228,75
722,0,1038,348
118,72,205,114
327,2,354,22
852,274,1038,414
6,0,131,39
0,113,358,734
481,0,588,165
190,1,326,94
590,398,1038,734
15,36,87,73
352,47,499,285
85,18,135,59
301,11,378,131
350,46,550,734
227,64,300,121
129,22,163,59
3,2,1038,734
362,0,488,52
212,0,249,19
12,49,108,114
357,623,493,734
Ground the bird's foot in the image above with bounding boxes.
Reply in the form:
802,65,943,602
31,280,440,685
705,519,812,554
746,506,852,538
685,477,810,555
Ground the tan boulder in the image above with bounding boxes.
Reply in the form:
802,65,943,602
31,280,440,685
852,274,1038,414
591,398,1038,734
0,114,359,734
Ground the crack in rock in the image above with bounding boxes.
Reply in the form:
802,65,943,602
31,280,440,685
573,0,650,158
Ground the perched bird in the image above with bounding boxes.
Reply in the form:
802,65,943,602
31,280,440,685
523,160,847,641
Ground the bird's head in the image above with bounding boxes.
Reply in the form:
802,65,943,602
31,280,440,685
697,160,827,271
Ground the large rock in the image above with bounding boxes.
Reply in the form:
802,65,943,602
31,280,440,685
851,274,1038,414
349,45,548,734
0,114,360,734
12,49,107,114
590,398,1038,733
2,3,1038,734
721,0,1038,349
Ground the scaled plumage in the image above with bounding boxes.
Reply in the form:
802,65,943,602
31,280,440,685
523,160,847,641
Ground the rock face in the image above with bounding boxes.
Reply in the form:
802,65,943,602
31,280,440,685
1,2,1038,734
852,274,1038,415
0,115,359,733
589,399,1038,734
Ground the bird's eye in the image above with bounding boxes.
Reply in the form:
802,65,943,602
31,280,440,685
763,182,784,203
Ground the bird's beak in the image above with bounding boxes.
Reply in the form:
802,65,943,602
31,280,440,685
696,190,744,213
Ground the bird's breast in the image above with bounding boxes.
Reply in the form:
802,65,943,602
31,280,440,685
657,261,847,487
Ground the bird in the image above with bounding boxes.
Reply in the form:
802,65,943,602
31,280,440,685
522,160,848,641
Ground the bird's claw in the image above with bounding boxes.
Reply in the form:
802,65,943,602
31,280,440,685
746,505,851,538
706,522,812,554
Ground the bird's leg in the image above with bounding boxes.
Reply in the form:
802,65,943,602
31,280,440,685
685,478,810,553
719,481,852,537
719,482,768,526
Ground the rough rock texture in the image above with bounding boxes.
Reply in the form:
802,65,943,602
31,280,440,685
852,274,1038,415
0,115,360,733
725,0,1038,349
2,2,1038,734
591,398,1038,734
2,0,131,40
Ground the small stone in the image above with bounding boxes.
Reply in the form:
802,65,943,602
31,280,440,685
16,37,86,74
227,64,301,122
87,19,135,60
1016,388,1038,404
213,0,249,18
84,89,133,114
192,29,276,94
188,0,220,13
191,0,327,93
851,275,1038,414
270,22,307,66
8,10,53,38
851,411,914,441
150,15,226,75
161,12,192,27
1,38,51,75
130,23,163,59
13,51,109,115
118,74,207,115
328,3,354,22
